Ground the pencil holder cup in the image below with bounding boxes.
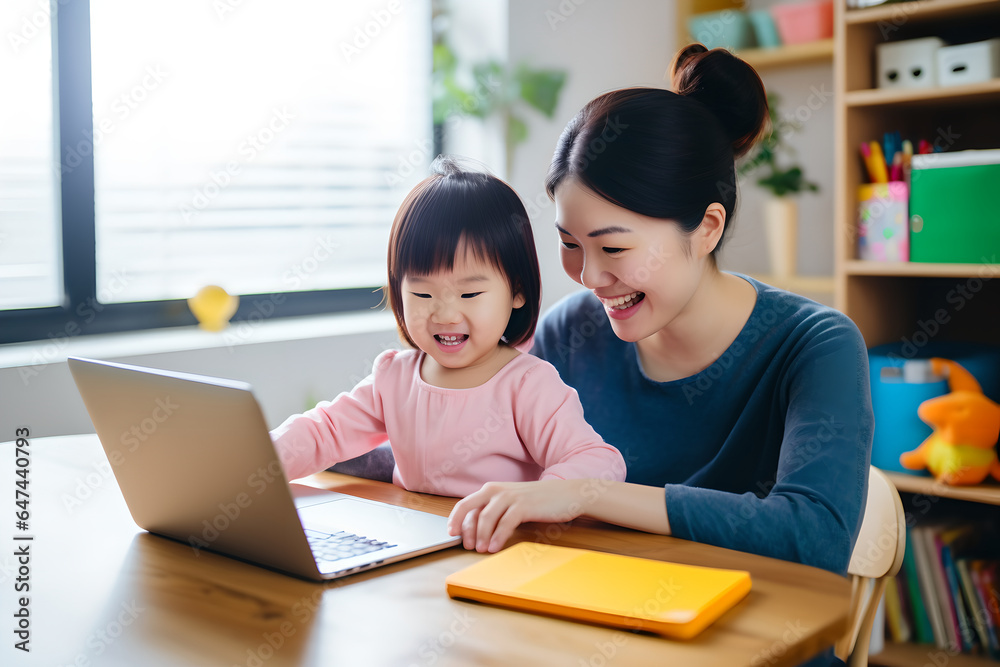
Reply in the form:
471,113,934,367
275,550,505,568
857,181,909,262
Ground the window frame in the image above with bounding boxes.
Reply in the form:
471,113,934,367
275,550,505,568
0,0,387,345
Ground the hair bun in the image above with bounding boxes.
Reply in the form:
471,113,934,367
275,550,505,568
669,44,768,160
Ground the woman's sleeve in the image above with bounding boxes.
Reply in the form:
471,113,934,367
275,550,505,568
514,361,627,482
269,352,393,481
662,317,874,574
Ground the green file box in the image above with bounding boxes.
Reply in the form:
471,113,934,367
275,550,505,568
909,149,1000,264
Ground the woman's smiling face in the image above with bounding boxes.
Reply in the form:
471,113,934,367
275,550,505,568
553,178,709,342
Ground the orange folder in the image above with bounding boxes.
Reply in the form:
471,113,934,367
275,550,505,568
445,542,751,639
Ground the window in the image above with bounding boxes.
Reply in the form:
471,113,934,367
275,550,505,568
0,0,61,311
1,0,431,343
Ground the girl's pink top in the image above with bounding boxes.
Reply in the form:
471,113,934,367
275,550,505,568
270,349,626,496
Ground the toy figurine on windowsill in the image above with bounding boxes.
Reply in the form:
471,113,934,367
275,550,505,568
188,285,239,331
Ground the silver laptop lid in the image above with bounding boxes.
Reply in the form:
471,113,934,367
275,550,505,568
68,356,323,579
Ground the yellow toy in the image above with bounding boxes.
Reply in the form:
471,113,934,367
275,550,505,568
899,358,1000,485
187,285,239,331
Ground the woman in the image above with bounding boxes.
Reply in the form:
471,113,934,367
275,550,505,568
447,43,873,591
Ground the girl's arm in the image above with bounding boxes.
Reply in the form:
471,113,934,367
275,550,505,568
270,352,396,480
447,479,670,553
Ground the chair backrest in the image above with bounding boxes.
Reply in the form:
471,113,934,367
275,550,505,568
835,466,906,666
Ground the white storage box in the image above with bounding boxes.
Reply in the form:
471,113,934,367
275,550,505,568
877,37,944,89
937,39,1000,86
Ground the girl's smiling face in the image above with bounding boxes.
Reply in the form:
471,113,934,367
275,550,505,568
401,243,525,376
554,178,718,343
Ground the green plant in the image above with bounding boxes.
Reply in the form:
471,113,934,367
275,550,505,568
739,93,819,197
432,39,566,171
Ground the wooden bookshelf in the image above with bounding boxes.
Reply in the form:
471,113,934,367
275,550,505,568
834,0,1000,346
836,0,1000,664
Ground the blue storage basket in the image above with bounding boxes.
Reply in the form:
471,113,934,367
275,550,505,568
868,342,1000,474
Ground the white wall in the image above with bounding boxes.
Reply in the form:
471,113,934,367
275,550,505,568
725,64,836,282
508,0,679,310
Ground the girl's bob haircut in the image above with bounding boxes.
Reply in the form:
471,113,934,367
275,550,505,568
387,156,541,349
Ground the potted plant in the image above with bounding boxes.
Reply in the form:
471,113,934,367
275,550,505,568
738,92,819,277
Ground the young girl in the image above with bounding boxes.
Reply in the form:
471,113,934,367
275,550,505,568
270,157,626,497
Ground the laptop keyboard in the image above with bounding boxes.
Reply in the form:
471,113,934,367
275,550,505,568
304,528,396,563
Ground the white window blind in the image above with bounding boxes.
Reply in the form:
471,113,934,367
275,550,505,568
0,0,62,310
90,0,431,303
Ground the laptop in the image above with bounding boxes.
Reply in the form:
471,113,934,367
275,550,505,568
68,356,461,581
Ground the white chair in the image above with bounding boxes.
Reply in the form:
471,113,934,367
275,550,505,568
835,466,906,666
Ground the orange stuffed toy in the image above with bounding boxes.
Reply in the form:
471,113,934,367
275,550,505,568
899,358,1000,485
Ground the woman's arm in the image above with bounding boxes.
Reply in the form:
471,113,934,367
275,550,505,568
328,441,395,482
447,479,670,553
661,316,874,574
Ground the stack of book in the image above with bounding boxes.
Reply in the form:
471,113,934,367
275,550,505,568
885,522,1000,659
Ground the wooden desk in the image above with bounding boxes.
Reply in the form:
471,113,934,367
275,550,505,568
0,435,850,666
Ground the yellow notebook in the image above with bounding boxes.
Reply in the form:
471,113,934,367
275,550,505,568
445,542,751,639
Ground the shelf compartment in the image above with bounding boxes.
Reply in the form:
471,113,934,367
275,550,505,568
841,0,1000,92
842,274,1000,347
838,101,1000,276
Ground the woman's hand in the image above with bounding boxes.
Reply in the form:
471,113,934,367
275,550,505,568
447,479,587,553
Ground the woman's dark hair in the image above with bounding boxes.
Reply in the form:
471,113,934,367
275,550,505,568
387,156,541,348
544,44,768,253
